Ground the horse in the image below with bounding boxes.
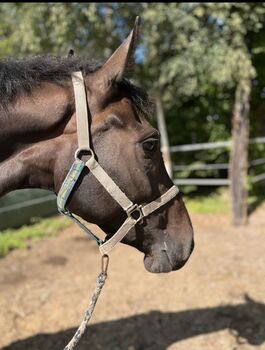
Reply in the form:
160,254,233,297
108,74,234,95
0,18,194,273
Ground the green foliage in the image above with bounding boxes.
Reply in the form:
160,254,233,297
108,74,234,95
184,189,230,214
140,3,264,93
0,3,139,58
0,216,71,257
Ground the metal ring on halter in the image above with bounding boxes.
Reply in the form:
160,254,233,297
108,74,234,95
75,148,95,160
126,203,144,224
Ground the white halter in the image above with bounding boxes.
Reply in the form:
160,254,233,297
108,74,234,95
57,71,179,255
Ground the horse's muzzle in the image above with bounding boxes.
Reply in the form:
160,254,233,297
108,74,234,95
143,238,194,273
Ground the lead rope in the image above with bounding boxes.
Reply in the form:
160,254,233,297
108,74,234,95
63,255,109,350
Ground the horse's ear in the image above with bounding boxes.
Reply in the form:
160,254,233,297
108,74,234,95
86,17,140,112
103,16,140,81
93,16,140,88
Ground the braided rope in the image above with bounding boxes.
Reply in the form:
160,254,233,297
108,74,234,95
63,256,109,350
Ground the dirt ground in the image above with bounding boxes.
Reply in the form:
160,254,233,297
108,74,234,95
0,204,264,350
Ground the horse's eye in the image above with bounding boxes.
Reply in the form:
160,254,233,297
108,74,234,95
142,139,158,153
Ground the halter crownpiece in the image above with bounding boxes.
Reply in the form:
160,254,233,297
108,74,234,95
57,71,179,255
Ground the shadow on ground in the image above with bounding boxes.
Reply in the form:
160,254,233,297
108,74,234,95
2,295,264,350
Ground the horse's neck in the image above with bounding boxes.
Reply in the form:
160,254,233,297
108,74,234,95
0,83,74,197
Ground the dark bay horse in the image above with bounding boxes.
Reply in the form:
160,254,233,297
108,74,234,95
0,20,194,273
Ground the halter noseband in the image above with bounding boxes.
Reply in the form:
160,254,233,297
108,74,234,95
57,71,179,255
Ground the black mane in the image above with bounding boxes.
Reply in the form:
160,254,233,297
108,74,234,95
0,55,153,117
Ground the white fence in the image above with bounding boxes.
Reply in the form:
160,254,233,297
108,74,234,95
172,137,265,186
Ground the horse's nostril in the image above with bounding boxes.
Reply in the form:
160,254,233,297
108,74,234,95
190,239,195,254
161,241,168,252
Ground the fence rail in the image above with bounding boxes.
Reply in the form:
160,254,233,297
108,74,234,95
173,158,265,172
170,140,231,152
173,163,229,171
170,137,265,153
252,173,265,184
0,192,57,230
0,194,56,214
174,179,230,186
172,138,265,186
250,158,265,167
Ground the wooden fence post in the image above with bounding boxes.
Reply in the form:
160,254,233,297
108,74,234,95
155,95,173,178
229,77,251,225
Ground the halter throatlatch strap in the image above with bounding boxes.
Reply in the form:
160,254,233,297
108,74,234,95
57,71,179,255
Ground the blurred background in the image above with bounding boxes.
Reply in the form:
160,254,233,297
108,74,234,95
0,3,264,350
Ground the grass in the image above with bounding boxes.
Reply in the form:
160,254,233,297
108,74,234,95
184,189,230,214
0,215,72,258
184,187,265,215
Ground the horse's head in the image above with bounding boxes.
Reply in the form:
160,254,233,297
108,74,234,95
55,19,194,273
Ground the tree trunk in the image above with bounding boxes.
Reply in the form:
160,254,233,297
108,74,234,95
229,77,251,226
155,95,173,178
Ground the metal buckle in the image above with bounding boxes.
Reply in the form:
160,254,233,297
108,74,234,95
127,204,144,224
